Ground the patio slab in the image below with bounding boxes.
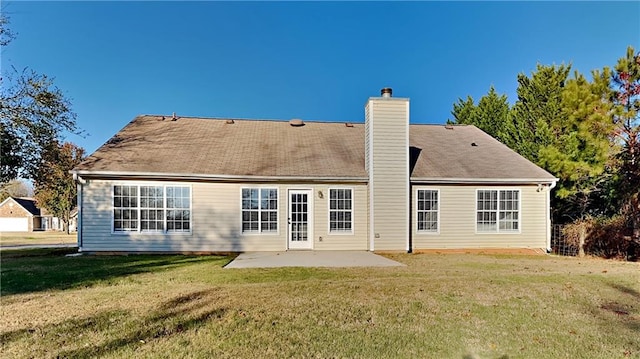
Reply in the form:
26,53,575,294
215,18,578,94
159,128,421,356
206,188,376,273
225,251,405,269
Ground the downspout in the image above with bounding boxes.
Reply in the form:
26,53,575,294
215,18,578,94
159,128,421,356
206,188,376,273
73,173,86,252
408,182,413,253
545,181,557,253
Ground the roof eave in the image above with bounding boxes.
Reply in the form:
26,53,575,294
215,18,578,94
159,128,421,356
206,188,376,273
71,170,369,184
410,177,559,185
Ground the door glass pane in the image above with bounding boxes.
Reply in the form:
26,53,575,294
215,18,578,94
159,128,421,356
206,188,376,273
290,192,308,243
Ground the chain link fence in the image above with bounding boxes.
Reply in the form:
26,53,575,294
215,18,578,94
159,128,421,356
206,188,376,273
550,224,578,256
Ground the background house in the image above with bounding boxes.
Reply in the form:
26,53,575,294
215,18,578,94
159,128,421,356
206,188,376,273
0,197,64,232
72,88,557,253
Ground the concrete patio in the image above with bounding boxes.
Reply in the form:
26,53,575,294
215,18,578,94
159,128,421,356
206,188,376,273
224,251,405,269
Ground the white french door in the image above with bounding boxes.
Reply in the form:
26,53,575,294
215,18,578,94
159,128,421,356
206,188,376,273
288,190,313,250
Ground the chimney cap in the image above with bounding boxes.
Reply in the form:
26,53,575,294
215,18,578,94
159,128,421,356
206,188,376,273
381,88,393,97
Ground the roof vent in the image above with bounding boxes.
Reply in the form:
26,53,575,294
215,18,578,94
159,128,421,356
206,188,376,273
226,119,235,124
381,87,393,98
345,122,354,127
471,142,478,147
445,124,454,130
289,119,305,127
172,112,178,121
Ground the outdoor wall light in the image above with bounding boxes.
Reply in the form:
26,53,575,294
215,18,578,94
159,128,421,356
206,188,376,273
318,190,324,199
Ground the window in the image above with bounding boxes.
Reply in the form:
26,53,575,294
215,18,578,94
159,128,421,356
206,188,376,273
477,189,519,233
499,190,519,231
329,189,352,232
112,185,191,233
242,188,277,233
140,186,164,231
417,189,438,232
167,187,191,232
114,185,138,232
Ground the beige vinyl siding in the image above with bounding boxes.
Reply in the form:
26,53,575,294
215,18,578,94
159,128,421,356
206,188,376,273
412,185,548,249
364,104,370,174
313,185,368,250
80,180,367,252
367,98,409,251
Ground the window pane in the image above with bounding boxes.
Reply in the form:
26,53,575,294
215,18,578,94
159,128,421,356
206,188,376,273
114,186,139,232
242,188,276,233
417,190,438,232
497,190,519,232
164,186,191,232
329,189,352,232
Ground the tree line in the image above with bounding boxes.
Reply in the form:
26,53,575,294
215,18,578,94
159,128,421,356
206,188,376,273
1,15,84,233
450,47,639,258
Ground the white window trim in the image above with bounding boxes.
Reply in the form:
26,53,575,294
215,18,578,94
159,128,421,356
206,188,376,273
415,187,440,235
327,187,354,235
475,188,521,234
240,186,280,236
139,185,165,233
112,185,139,233
111,182,192,235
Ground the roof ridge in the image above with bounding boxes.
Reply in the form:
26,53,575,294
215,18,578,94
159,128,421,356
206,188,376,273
139,115,365,124
139,114,462,127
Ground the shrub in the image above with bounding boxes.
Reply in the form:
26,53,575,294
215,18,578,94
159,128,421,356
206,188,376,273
563,216,638,260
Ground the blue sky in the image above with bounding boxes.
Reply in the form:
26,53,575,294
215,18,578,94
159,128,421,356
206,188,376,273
2,1,639,154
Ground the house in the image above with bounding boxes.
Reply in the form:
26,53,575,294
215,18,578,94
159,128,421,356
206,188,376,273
69,209,79,232
71,88,557,253
0,197,64,232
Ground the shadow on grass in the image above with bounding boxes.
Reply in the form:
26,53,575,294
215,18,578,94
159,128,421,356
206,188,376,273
0,248,235,296
587,281,640,338
608,282,640,301
606,282,640,333
1,289,227,358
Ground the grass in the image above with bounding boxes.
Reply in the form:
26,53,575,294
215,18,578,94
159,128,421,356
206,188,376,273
0,231,77,246
1,251,638,358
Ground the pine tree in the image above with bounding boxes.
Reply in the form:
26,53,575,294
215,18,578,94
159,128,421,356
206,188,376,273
510,64,572,164
611,46,640,241
450,87,513,147
475,86,513,147
450,96,477,125
538,69,614,221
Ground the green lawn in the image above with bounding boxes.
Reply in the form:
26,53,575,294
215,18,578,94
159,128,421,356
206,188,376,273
0,231,77,246
1,250,638,358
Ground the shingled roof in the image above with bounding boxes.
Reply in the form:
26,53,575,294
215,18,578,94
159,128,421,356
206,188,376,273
9,197,41,216
74,115,555,182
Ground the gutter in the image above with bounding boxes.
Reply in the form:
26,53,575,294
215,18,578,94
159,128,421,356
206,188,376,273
411,177,559,185
71,170,369,184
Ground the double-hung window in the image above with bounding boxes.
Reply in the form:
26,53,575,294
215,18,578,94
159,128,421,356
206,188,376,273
477,189,520,233
417,189,439,232
329,189,352,233
140,186,164,231
114,185,138,232
166,186,191,232
242,188,278,233
113,185,191,233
